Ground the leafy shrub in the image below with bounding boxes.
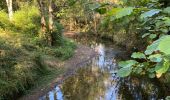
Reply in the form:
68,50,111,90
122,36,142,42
13,6,40,34
0,2,77,99
41,38,76,60
90,0,170,79
0,10,13,29
0,38,52,99
109,1,170,78
51,22,64,46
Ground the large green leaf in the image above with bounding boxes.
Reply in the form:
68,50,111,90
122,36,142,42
118,60,138,68
145,35,167,55
166,96,170,100
115,7,134,19
142,33,150,38
140,9,161,20
149,34,157,39
117,66,132,77
163,7,170,14
107,8,121,16
108,7,134,20
131,52,146,59
158,36,170,55
155,60,170,74
148,54,162,62
145,39,160,55
163,17,170,26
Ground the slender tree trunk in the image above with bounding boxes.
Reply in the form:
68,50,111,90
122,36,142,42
48,0,54,31
48,0,54,46
37,0,48,40
37,0,56,46
6,0,13,21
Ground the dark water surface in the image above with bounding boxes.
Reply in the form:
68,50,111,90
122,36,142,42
39,37,166,100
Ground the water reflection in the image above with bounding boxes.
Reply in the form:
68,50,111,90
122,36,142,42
40,86,63,100
39,41,165,100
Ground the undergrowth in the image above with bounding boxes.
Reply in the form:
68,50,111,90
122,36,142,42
0,5,76,100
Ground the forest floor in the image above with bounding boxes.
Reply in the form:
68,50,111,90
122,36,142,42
19,42,98,100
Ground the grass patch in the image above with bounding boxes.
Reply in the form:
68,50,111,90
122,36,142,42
0,5,76,99
0,31,76,99
24,67,65,95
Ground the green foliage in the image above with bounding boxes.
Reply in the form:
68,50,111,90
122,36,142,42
0,5,40,35
0,2,76,99
131,52,146,59
163,7,170,14
0,32,76,99
108,7,134,20
52,22,64,46
148,54,162,62
140,9,161,20
13,6,40,34
166,96,170,100
0,1,6,10
118,33,170,78
117,66,132,77
117,60,138,77
89,3,101,10
51,39,76,60
158,36,170,55
119,60,138,68
155,59,170,74
0,39,35,99
142,33,150,38
91,0,170,79
0,10,13,28
145,35,170,55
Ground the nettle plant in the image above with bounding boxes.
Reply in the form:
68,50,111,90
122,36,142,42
90,0,170,78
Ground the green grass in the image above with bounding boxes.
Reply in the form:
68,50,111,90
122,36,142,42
24,67,65,95
0,32,76,99
0,6,76,99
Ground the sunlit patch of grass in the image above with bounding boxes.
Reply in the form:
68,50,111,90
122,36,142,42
0,4,76,99
0,30,76,99
0,33,75,99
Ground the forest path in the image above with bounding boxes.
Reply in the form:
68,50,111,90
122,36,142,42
19,40,98,100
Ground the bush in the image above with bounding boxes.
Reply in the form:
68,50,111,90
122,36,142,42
13,6,40,34
0,10,13,29
51,22,64,46
39,38,76,60
0,3,76,99
0,38,51,99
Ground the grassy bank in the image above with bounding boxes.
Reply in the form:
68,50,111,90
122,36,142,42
0,6,76,99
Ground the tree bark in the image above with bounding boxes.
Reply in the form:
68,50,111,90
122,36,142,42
37,0,46,32
6,0,13,21
48,0,54,31
48,0,54,46
37,0,55,46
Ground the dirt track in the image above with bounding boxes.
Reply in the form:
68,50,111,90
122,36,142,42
19,44,98,100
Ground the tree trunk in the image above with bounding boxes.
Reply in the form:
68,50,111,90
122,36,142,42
37,0,48,42
37,0,55,46
48,0,54,46
6,0,13,21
